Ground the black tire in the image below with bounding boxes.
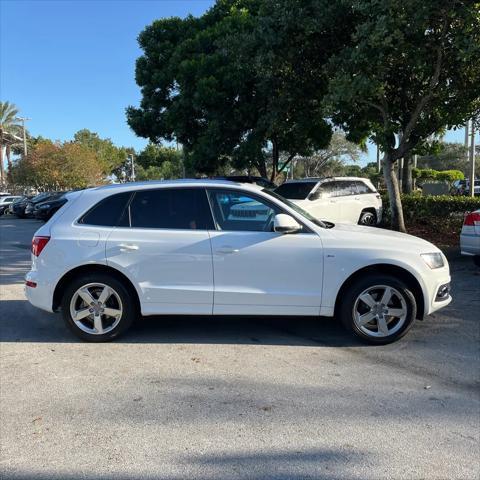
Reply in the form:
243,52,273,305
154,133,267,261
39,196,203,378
358,210,377,226
473,256,480,268
338,274,417,345
61,273,137,342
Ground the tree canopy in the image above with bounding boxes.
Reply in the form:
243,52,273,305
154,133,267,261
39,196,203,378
10,139,104,189
126,0,336,181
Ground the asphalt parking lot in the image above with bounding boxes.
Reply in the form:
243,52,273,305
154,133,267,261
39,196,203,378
1,215,479,480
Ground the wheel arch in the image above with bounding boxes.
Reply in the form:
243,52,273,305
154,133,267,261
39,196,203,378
358,207,377,224
52,264,141,313
333,263,425,320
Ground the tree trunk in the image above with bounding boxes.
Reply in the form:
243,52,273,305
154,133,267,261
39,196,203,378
382,152,406,232
0,144,4,186
256,158,268,179
402,152,413,194
270,138,279,183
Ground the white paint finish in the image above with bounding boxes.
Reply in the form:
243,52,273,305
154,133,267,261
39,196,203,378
25,179,452,324
285,177,382,224
209,230,323,314
106,227,214,313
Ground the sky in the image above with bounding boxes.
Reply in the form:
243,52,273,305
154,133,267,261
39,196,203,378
0,0,474,166
0,0,214,152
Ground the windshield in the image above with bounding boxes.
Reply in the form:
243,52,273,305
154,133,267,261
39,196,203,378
263,189,327,228
274,182,316,200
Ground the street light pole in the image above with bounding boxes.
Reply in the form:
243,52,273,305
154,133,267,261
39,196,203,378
16,117,31,157
469,121,476,198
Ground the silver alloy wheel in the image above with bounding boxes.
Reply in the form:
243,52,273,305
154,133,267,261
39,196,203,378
359,212,376,226
69,282,123,335
352,285,407,338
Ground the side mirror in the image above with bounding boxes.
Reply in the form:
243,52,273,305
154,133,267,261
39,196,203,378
274,214,302,234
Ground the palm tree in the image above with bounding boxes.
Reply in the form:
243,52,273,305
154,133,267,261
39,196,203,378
0,101,21,185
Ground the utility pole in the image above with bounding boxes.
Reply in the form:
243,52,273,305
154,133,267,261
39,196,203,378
469,120,476,197
16,117,31,157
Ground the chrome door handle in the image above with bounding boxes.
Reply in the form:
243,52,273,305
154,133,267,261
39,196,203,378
216,246,239,254
119,243,139,252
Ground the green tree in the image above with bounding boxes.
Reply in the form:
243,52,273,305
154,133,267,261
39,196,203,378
135,143,184,180
322,0,480,231
127,0,333,182
417,142,469,175
72,129,130,175
296,132,363,178
10,139,104,189
0,101,22,184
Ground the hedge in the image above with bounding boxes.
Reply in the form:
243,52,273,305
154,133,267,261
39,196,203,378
381,194,480,229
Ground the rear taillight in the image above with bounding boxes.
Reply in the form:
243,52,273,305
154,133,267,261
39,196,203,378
464,212,480,226
32,236,50,257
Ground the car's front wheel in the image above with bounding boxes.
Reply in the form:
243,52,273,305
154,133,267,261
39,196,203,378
61,274,137,342
338,274,417,344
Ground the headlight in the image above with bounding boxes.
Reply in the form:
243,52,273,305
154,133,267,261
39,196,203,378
40,204,51,209
421,252,444,269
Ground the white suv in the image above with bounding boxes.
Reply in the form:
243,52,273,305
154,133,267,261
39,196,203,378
25,180,451,344
275,177,382,225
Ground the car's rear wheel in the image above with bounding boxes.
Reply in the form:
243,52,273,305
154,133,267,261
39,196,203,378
61,274,136,342
358,210,377,226
339,274,417,344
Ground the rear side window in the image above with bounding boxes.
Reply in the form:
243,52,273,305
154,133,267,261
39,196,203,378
129,188,214,230
79,192,132,227
354,181,375,194
275,182,316,199
321,181,356,197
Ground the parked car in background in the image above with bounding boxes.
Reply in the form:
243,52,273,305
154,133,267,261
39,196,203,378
10,196,34,217
213,176,277,189
275,177,382,226
24,192,60,218
0,195,23,215
26,180,451,345
460,209,480,266
450,179,480,196
33,193,69,221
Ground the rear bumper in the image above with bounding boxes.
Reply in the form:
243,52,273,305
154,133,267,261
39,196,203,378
460,233,480,256
25,270,54,313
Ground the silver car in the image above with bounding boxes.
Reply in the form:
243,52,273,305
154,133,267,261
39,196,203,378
460,209,480,266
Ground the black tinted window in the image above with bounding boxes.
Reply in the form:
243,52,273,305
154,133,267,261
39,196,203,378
80,192,131,227
130,188,213,230
275,182,316,199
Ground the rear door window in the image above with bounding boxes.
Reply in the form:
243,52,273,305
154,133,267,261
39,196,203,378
129,188,214,230
275,182,316,200
325,181,356,197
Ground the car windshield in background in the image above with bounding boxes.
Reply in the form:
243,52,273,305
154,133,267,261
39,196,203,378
274,182,316,200
263,189,327,229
